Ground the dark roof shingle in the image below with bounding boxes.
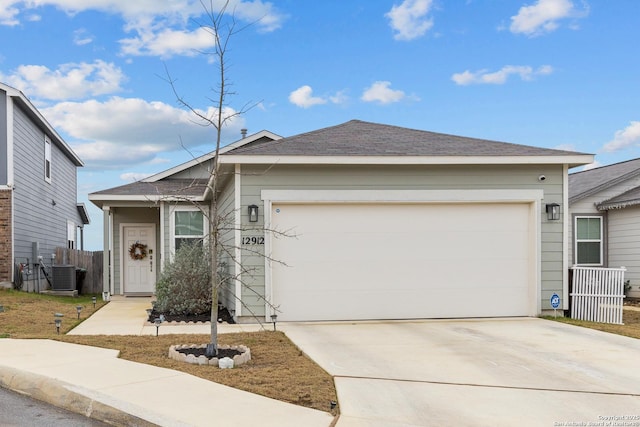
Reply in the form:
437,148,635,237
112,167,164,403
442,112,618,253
90,179,208,197
569,158,640,203
226,120,587,157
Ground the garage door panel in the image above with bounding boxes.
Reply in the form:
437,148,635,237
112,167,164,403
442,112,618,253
271,202,534,321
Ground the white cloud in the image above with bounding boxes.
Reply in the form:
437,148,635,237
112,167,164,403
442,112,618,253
1,1,286,57
73,28,93,45
602,121,640,152
289,85,351,109
451,65,553,85
386,0,434,41
289,85,326,108
0,60,126,100
361,81,406,104
120,26,215,58
120,172,152,182
581,160,601,171
0,1,20,25
554,143,576,152
329,90,349,105
510,0,587,36
42,97,245,167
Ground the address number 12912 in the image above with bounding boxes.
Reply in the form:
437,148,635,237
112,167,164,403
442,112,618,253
242,236,265,245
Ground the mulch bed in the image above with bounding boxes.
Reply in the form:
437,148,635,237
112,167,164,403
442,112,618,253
175,346,242,359
148,305,236,324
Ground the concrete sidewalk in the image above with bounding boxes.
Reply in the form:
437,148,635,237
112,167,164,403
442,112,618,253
0,298,334,427
67,296,266,336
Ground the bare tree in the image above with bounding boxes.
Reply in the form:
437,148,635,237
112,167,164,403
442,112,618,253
167,0,250,357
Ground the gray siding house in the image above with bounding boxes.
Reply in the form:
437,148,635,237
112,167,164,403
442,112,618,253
569,159,640,298
90,120,593,322
0,82,89,289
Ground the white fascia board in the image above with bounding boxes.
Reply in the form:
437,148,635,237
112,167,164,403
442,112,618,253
221,154,595,167
144,130,282,182
2,84,84,167
262,189,544,203
88,194,204,206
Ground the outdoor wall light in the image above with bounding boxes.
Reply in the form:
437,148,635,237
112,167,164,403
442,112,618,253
248,204,259,222
546,203,560,221
76,305,83,319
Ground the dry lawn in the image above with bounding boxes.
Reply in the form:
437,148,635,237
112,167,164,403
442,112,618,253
547,308,640,339
0,289,337,413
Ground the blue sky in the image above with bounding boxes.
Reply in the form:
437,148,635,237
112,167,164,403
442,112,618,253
1,0,639,250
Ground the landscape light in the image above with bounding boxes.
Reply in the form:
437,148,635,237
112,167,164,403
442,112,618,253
54,313,63,335
76,305,82,319
270,314,278,331
154,318,162,337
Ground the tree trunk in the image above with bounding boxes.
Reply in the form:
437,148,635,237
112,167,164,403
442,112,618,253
206,197,219,357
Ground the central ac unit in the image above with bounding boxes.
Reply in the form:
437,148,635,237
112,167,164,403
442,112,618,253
52,265,76,291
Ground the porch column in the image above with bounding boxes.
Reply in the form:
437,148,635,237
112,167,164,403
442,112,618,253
102,206,111,296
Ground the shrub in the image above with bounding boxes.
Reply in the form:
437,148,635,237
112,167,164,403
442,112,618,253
154,241,212,316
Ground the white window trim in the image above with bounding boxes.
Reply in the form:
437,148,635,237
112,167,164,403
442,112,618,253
44,136,52,183
67,220,76,249
168,205,209,259
574,215,603,266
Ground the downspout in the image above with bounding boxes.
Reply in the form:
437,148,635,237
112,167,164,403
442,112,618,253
102,206,112,298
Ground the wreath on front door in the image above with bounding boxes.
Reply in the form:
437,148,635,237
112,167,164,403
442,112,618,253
129,242,148,261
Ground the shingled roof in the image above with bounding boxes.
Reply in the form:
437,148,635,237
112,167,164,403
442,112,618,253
569,158,640,204
90,179,208,208
226,120,586,158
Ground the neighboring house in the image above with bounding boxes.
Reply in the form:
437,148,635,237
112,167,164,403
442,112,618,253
0,82,90,289
569,159,640,298
89,120,592,322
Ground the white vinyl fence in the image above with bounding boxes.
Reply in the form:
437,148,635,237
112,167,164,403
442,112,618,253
570,266,626,325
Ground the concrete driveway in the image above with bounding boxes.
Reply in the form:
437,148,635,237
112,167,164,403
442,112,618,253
282,318,640,427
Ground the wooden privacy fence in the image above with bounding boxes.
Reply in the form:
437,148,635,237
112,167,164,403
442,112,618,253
570,266,626,325
54,248,103,295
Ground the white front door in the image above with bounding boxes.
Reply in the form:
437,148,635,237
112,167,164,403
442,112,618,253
123,225,156,294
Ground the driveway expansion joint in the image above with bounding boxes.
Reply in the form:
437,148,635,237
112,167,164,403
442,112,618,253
334,375,640,397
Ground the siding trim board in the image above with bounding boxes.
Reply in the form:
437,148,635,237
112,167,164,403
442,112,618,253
5,91,13,186
234,164,242,316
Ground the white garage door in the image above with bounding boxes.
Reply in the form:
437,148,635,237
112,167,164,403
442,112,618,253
270,202,534,321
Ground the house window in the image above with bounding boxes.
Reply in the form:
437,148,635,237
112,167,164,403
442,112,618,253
67,220,76,249
44,137,52,183
575,216,603,265
173,209,206,251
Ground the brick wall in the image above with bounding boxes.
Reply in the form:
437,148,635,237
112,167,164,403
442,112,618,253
0,190,12,282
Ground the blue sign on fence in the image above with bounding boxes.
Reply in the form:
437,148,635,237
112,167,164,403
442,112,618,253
550,293,560,309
